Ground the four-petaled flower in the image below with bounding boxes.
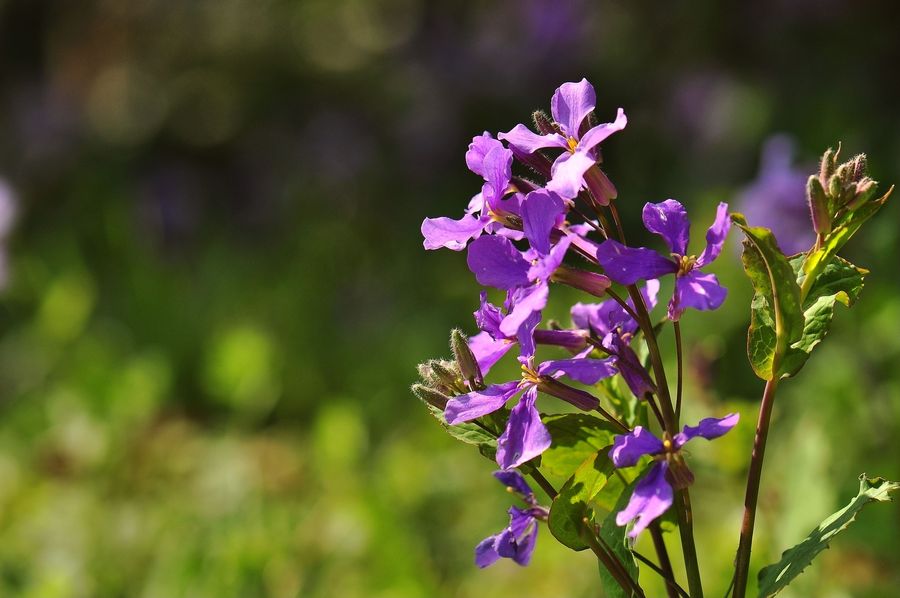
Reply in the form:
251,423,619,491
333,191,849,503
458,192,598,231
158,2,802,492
596,199,731,320
500,79,627,200
476,470,548,568
609,413,740,537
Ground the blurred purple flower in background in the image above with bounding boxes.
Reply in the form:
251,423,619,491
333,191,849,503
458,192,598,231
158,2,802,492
0,179,17,290
736,135,815,255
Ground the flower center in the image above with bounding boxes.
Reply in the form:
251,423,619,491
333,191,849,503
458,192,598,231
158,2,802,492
675,254,697,276
566,136,579,153
520,363,542,386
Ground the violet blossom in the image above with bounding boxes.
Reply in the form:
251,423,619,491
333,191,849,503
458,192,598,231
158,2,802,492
444,323,617,469
609,413,739,537
499,78,627,200
595,200,731,320
476,470,548,568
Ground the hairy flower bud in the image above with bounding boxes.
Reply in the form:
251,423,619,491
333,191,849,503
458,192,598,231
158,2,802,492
428,359,464,392
584,166,618,206
532,110,556,136
806,175,831,236
451,329,484,389
819,144,839,185
411,383,450,410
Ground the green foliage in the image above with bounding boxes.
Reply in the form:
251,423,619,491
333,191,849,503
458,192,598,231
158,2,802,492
541,414,619,479
779,256,867,377
732,214,805,380
548,451,617,551
424,404,497,453
757,475,900,597
597,476,641,598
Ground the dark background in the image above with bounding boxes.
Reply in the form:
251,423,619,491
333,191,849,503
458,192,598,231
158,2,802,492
0,1,898,596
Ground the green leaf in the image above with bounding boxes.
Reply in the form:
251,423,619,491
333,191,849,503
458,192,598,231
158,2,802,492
541,414,619,478
779,255,867,377
424,404,497,453
597,473,642,598
757,475,900,597
732,214,805,380
548,450,616,551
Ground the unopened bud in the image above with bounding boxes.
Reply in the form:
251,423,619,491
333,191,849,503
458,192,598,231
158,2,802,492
828,174,842,200
845,178,879,212
584,166,618,206
819,145,839,185
429,359,462,391
806,175,831,235
851,154,867,181
537,377,599,411
411,383,450,410
551,265,611,298
510,145,553,179
451,329,484,388
532,110,556,136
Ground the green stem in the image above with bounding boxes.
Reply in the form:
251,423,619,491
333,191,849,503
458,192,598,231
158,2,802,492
581,518,646,598
673,320,684,424
649,521,681,598
675,490,703,598
733,378,779,598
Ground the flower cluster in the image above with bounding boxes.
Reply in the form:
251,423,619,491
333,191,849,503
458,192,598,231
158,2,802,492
418,78,740,563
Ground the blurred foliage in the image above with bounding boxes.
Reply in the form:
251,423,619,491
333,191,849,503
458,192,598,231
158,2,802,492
0,0,898,596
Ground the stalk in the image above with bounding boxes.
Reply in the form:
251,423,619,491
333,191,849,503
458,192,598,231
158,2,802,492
649,522,680,598
732,378,779,598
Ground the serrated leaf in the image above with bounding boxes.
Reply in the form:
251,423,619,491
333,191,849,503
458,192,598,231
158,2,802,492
733,214,805,380
548,450,616,551
779,255,867,377
757,475,900,597
598,474,642,598
541,414,619,478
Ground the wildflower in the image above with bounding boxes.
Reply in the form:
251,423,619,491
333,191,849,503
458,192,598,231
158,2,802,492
421,133,522,251
476,470,548,568
445,327,616,469
595,200,731,320
609,413,739,537
499,78,627,200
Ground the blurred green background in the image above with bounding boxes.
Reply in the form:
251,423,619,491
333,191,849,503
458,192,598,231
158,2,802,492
0,1,898,596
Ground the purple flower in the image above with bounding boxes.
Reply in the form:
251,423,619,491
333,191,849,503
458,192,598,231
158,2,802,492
737,135,815,255
421,133,523,251
469,291,588,375
499,79,627,200
571,281,660,398
476,470,548,568
445,326,616,469
596,200,731,321
609,413,739,537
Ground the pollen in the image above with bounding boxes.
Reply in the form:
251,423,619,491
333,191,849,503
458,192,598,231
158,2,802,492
567,137,579,152
676,254,697,276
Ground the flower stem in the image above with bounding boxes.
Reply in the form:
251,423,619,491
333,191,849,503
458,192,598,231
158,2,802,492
581,518,646,598
674,489,703,598
673,320,684,423
732,378,779,598
649,521,682,598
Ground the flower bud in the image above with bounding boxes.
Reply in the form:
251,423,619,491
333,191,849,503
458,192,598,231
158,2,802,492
411,383,449,410
584,166,618,206
806,175,831,236
428,359,463,391
819,144,839,185
532,110,556,136
551,265,611,298
536,377,599,411
851,153,867,181
451,329,484,389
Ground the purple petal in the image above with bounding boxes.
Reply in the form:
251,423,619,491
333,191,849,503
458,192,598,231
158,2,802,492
696,202,731,267
467,235,531,290
551,78,596,138
528,234,573,282
546,151,595,199
421,214,488,251
469,331,515,376
475,534,501,568
499,124,567,154
577,108,628,153
609,426,664,468
500,283,549,339
615,462,674,538
493,470,534,498
513,522,538,566
481,146,514,210
571,299,629,337
533,328,588,351
444,381,520,424
521,189,566,255
466,132,503,178
595,239,677,285
668,270,728,320
641,279,661,311
515,308,542,362
642,200,690,256
674,413,740,448
606,334,655,398
474,291,505,338
538,357,617,385
496,387,552,469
